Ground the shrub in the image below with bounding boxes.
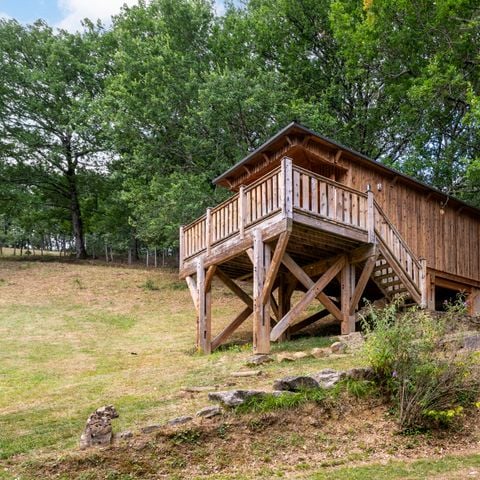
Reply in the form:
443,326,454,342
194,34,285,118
361,299,480,431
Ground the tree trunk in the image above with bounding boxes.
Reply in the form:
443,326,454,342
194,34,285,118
65,139,87,259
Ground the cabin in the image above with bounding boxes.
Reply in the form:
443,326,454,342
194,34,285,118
179,122,480,354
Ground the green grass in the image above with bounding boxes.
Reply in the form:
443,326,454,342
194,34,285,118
309,453,480,479
0,259,356,462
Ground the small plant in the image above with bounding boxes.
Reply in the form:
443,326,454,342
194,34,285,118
73,277,84,289
170,427,202,445
361,299,480,431
141,278,160,291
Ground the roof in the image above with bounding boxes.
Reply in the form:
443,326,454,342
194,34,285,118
213,121,480,216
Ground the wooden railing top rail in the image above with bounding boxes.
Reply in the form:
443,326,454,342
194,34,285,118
183,212,207,231
292,164,369,198
373,199,421,269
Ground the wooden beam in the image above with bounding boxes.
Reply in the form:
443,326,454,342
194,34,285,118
271,255,346,341
196,257,211,354
270,292,279,320
281,253,343,322
366,190,375,244
349,244,378,264
215,268,253,309
253,229,270,353
349,254,378,315
205,265,217,292
211,306,252,351
341,262,355,334
261,231,290,304
289,309,330,335
185,275,198,314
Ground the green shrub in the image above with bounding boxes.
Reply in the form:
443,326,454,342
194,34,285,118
141,278,160,291
361,300,480,431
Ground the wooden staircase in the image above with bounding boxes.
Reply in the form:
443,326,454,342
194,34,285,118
370,201,423,306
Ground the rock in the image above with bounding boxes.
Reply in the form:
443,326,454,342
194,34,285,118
463,333,480,351
231,370,262,377
167,416,193,426
345,367,375,381
245,354,273,367
80,405,119,449
117,430,133,440
312,369,345,388
340,332,365,350
141,424,162,434
196,406,223,418
293,351,311,360
277,353,296,362
330,341,347,354
273,375,319,392
311,347,330,359
208,390,267,407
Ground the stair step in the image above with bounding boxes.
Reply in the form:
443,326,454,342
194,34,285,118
374,272,398,281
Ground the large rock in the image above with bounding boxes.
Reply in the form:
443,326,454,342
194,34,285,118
312,369,345,388
463,333,480,351
208,390,267,407
246,354,273,367
330,342,347,354
273,375,319,392
345,367,375,381
80,405,119,449
141,424,162,434
293,351,311,360
196,406,223,418
167,416,193,426
277,353,296,362
209,389,294,407
311,347,330,359
340,332,365,351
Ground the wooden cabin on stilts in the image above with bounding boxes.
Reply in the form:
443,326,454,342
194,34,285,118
179,123,480,354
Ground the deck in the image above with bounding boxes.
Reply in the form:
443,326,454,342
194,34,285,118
180,158,426,354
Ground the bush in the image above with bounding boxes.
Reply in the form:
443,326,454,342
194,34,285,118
361,299,480,431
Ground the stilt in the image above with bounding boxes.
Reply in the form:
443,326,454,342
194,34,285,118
197,257,211,354
253,229,270,354
341,262,355,334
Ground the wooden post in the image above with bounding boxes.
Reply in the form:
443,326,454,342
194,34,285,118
196,257,211,354
366,189,375,243
253,229,270,354
419,258,428,308
179,226,184,270
239,186,246,239
281,157,293,220
277,275,292,342
206,208,212,254
341,261,355,334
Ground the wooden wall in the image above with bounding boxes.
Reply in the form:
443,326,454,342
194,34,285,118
337,154,480,283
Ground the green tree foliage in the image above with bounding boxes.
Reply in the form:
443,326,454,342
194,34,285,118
0,0,479,255
0,19,110,257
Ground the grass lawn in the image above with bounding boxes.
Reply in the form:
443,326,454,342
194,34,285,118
0,258,478,479
0,259,349,460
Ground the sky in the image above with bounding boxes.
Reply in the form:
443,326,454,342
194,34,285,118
0,0,225,31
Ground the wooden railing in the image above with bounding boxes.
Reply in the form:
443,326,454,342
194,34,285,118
182,167,282,259
374,201,422,292
291,165,368,230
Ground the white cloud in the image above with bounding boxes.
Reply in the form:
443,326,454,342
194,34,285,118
56,0,139,31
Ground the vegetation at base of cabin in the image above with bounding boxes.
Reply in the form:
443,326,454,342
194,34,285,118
1,0,480,257
361,298,480,431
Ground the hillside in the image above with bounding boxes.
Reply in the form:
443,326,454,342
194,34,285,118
0,259,479,479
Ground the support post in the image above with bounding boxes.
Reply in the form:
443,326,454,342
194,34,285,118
419,258,428,308
196,257,211,354
253,229,270,354
239,185,246,239
341,261,355,335
366,189,375,244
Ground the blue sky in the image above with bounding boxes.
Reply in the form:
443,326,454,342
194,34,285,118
0,0,227,30
0,0,62,24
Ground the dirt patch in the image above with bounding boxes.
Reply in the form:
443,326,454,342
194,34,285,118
12,396,480,479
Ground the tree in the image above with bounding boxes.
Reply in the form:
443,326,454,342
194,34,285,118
0,19,110,258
